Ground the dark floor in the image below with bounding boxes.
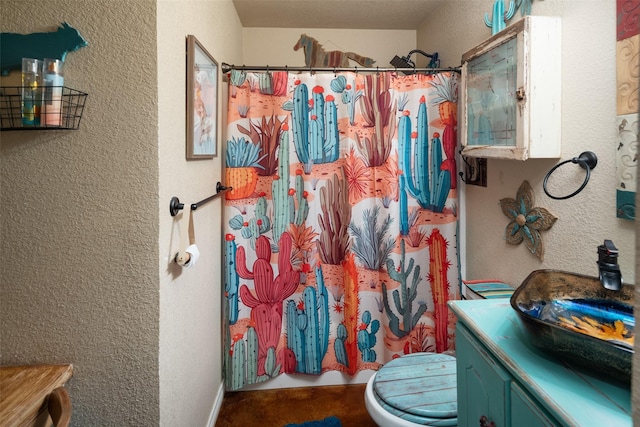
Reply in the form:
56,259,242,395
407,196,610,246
215,384,377,427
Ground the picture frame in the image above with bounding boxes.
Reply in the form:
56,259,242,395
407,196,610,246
186,35,218,159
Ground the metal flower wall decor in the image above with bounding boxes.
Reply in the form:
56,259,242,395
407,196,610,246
499,180,557,261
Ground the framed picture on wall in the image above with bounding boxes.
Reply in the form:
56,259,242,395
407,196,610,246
186,35,218,160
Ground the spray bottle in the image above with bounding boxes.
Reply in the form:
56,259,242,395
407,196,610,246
21,58,42,126
42,59,64,127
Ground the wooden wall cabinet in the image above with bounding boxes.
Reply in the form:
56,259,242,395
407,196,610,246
460,16,562,160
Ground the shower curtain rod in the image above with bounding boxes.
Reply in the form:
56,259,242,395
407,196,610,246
221,63,461,74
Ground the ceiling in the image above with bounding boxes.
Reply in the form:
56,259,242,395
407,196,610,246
232,0,441,30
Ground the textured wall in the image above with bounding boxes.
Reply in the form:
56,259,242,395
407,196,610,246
420,2,638,423
0,1,159,425
242,27,416,68
157,1,242,425
418,0,636,287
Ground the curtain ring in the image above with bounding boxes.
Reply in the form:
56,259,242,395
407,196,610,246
333,66,336,77
354,65,358,75
543,151,598,200
376,66,379,75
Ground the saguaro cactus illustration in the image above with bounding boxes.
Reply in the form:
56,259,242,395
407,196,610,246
272,125,309,245
227,326,259,390
427,229,451,353
285,266,330,374
286,82,340,172
224,234,240,325
237,233,299,375
383,240,427,338
397,96,451,219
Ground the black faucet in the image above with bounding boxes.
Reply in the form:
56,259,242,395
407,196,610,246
597,240,622,291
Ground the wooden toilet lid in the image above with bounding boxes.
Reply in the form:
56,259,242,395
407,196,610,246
373,352,457,419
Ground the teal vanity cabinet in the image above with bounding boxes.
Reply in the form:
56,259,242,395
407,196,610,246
449,299,631,426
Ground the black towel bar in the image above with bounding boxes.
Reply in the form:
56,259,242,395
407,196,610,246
169,182,232,216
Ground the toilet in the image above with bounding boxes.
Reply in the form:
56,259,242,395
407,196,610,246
364,352,457,426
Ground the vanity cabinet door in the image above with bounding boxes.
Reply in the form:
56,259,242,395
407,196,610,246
510,382,560,427
456,323,511,427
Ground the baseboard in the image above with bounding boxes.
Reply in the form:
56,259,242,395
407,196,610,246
206,383,225,427
238,370,375,391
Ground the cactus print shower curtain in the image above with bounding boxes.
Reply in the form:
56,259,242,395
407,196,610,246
223,70,460,391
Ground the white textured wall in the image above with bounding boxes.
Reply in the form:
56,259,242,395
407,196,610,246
157,1,242,425
1,0,160,425
242,27,416,68
418,0,636,287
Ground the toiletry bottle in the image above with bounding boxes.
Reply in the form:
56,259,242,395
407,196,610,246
21,58,42,126
42,59,64,127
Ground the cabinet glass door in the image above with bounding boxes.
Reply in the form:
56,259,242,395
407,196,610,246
466,37,518,147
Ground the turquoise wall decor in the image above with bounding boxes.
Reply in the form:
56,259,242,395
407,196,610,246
0,22,88,75
484,0,541,35
499,180,557,261
484,1,516,35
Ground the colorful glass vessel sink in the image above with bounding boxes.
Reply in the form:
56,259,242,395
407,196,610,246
510,269,634,384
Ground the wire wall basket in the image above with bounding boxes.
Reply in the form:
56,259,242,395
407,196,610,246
0,86,87,131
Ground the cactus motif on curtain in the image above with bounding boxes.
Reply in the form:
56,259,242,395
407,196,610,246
223,70,461,390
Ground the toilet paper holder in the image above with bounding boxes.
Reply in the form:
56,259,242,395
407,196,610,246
169,181,231,216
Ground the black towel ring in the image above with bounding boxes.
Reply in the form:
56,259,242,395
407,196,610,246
543,151,598,200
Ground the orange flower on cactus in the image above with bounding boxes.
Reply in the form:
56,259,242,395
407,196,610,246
499,180,557,261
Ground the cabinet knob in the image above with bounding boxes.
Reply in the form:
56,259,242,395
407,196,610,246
516,87,526,101
479,415,496,427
